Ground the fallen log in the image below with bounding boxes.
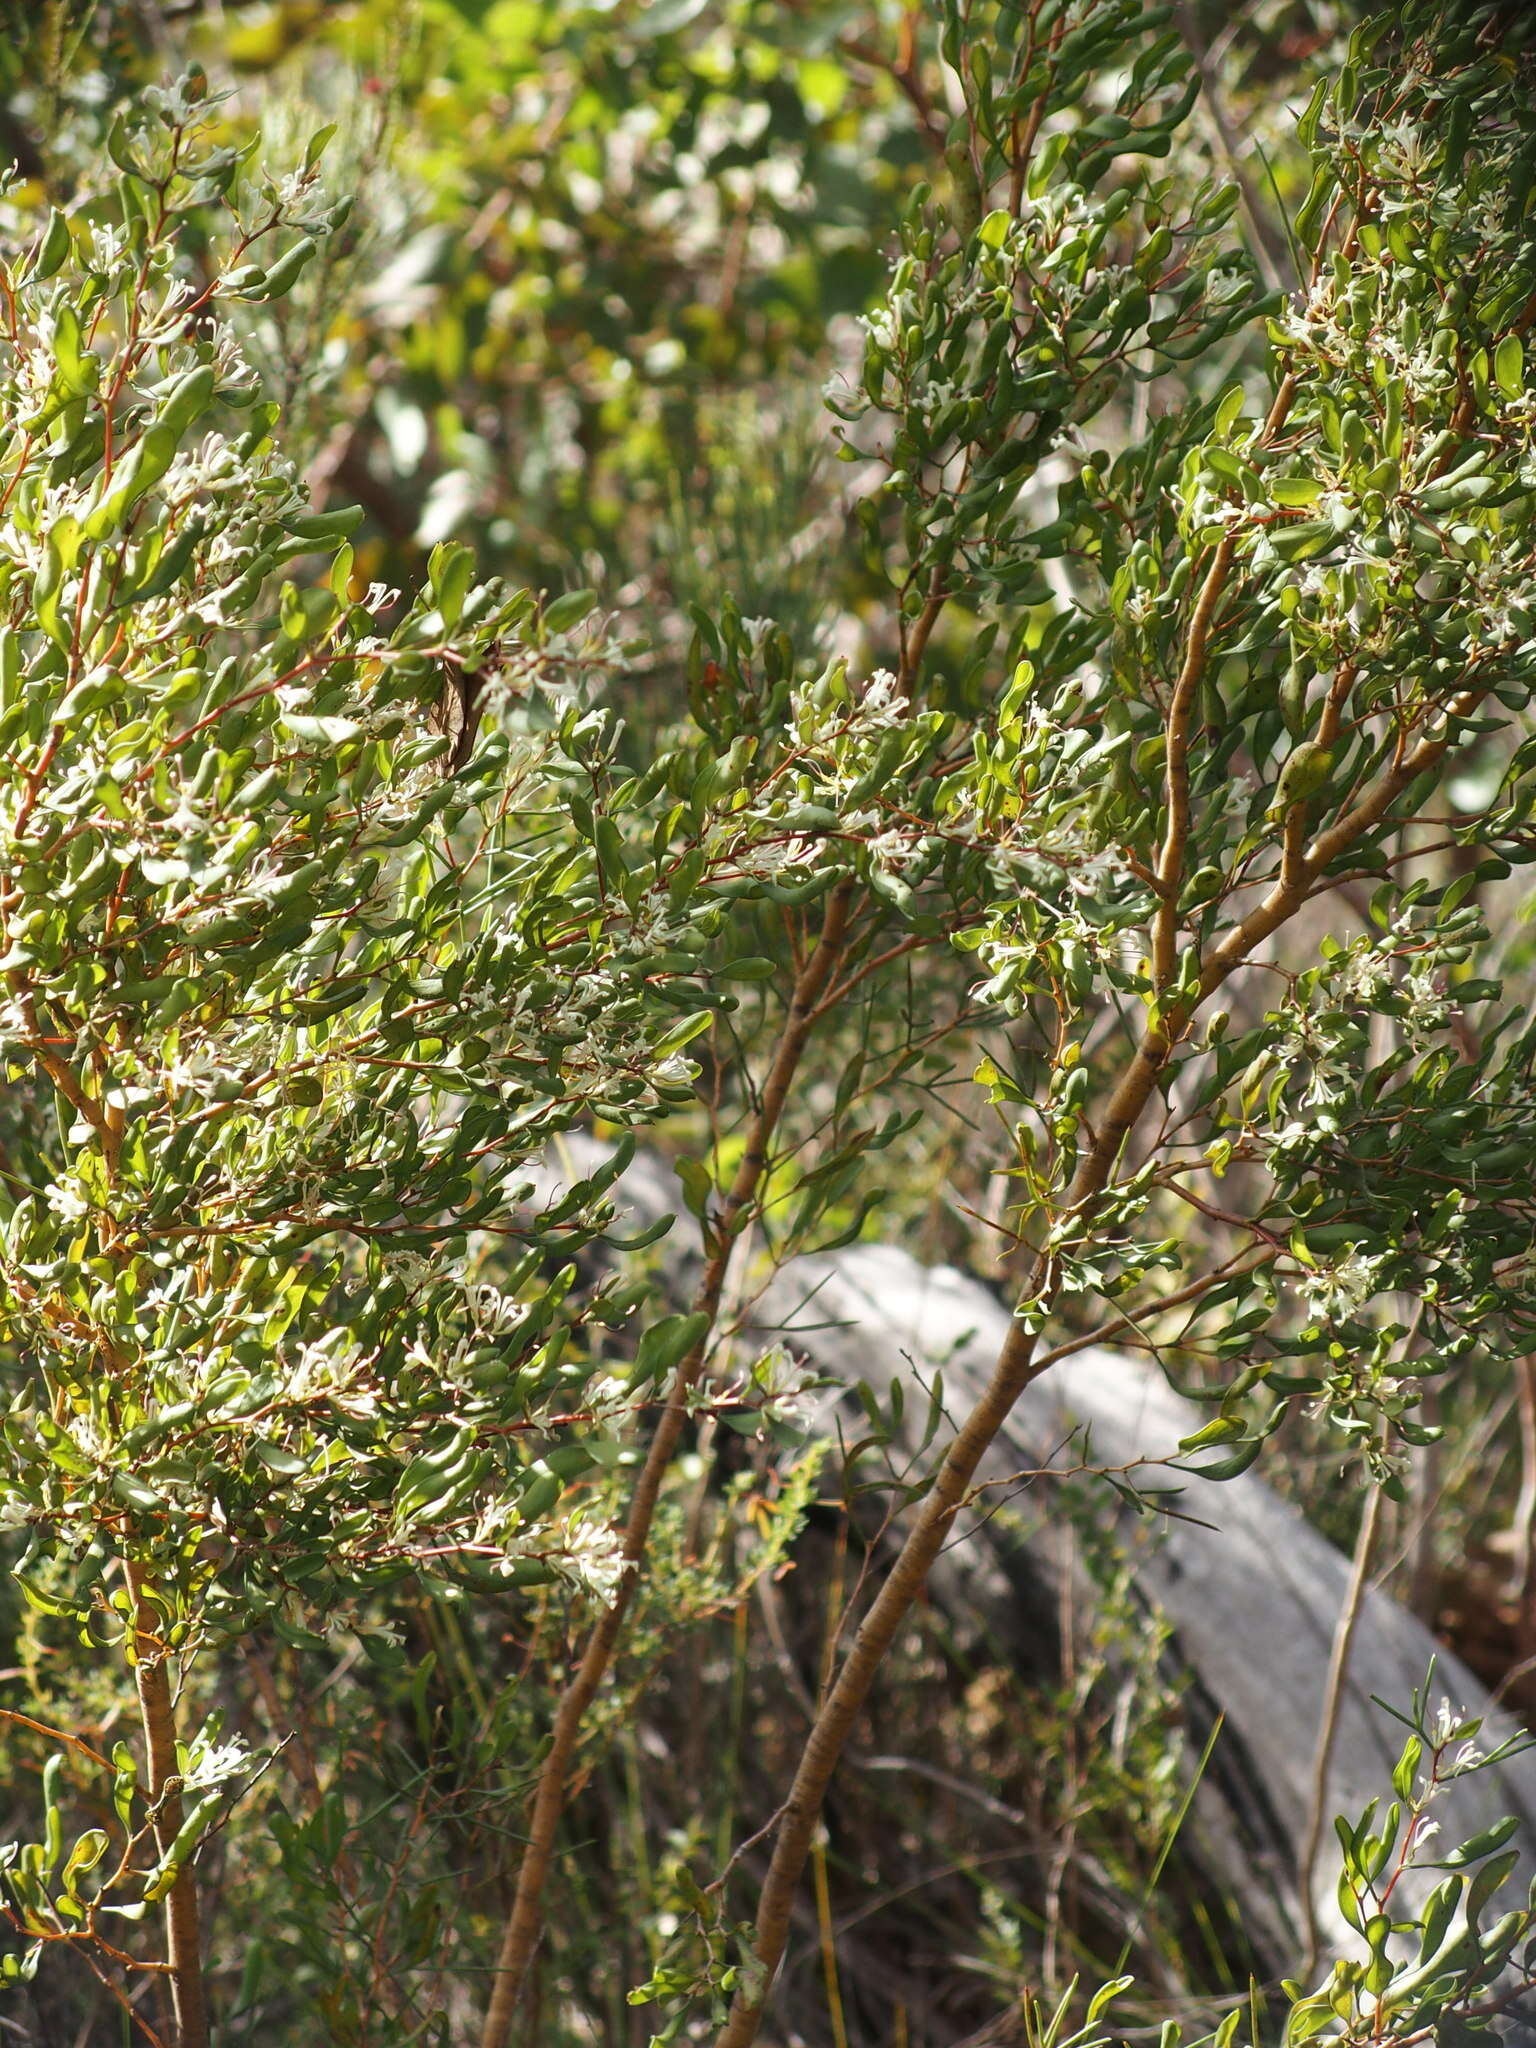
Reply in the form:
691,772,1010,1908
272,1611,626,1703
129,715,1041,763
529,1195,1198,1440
745,1238,1536,1972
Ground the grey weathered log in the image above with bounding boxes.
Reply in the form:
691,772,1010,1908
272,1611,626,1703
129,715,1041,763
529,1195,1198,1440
541,1140,1536,1992
746,1240,1536,1969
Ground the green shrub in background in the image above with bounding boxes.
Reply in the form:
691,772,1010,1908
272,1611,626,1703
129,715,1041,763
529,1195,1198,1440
3,3,1536,2046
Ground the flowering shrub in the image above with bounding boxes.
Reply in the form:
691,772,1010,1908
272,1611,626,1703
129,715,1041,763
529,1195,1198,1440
0,77,736,2026
6,3,1536,2046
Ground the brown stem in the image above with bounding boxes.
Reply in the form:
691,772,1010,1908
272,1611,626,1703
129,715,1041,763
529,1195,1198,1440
124,1564,209,2048
709,1065,1156,2047
1513,1363,1536,1660
478,883,856,2048
1297,1483,1381,1975
13,981,110,1147
1403,1379,1444,1625
711,691,1480,2048
1153,533,1237,987
1154,376,1299,987
1173,0,1295,294
835,19,947,162
900,572,949,687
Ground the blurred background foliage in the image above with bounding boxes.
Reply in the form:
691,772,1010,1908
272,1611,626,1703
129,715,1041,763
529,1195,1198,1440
16,3,1536,2044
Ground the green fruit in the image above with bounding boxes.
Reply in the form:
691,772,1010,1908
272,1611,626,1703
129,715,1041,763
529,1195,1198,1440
1279,665,1309,735
1271,740,1335,816
1184,864,1224,905
945,142,983,238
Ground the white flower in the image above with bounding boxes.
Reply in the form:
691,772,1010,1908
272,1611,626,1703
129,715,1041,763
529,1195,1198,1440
384,1249,437,1291
584,1376,633,1427
166,1048,243,1100
64,1412,110,1463
1299,1247,1385,1321
652,1052,698,1091
467,1282,525,1336
1404,962,1451,1031
286,1334,376,1416
1337,947,1390,1004
861,667,908,722
552,1519,628,1605
867,827,918,873
44,1180,90,1225
734,835,816,879
87,223,127,270
181,1734,254,1793
751,1343,818,1428
1067,849,1120,899
1301,1053,1353,1111
1429,1698,1467,1747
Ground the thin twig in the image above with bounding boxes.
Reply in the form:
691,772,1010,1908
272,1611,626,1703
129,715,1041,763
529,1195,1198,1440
478,885,856,2047
124,1564,209,2048
1298,1484,1382,1977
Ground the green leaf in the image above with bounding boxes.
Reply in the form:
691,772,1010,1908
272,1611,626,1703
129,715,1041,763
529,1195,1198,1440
251,1440,309,1478
279,582,339,643
1181,1436,1265,1482
634,0,709,34
1268,476,1324,508
675,1156,713,1223
33,209,70,281
631,1311,711,1387
1177,1415,1245,1452
249,235,318,301
429,541,475,628
1466,1848,1519,1928
84,424,180,538
280,711,362,744
653,1011,714,1058
156,363,217,440
141,1795,223,1901
544,587,598,634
